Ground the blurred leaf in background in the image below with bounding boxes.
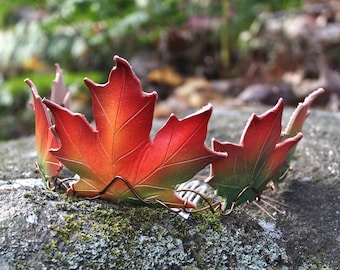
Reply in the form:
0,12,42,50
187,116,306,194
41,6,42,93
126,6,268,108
0,0,302,140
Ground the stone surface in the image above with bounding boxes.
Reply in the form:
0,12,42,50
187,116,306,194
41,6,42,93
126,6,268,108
0,106,339,269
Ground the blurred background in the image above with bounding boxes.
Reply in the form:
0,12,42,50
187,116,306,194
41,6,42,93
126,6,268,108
1,0,339,141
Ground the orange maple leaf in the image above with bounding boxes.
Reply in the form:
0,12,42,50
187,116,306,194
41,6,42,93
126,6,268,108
44,56,223,208
26,64,70,183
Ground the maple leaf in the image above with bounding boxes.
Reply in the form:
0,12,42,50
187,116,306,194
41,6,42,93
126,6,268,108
26,64,70,183
43,56,222,208
283,88,325,139
272,88,325,186
209,99,303,210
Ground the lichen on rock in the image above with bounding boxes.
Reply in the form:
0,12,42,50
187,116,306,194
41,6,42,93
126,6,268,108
0,108,339,269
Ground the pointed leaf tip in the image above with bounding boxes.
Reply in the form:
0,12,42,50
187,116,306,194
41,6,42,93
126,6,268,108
25,78,38,97
50,63,71,108
284,88,325,138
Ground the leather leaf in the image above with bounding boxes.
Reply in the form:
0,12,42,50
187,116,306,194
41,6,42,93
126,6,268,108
26,64,69,180
272,88,325,186
44,56,222,208
209,99,303,209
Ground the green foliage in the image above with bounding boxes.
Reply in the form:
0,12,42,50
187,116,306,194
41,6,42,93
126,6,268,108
221,0,301,69
0,0,302,75
0,70,105,105
0,1,45,27
0,0,188,113
0,0,302,139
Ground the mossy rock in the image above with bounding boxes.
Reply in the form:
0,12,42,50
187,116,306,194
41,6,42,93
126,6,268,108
0,108,339,269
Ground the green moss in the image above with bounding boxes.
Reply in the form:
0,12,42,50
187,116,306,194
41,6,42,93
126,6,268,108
13,262,35,270
39,193,289,269
49,239,57,250
23,191,34,198
50,213,84,243
192,210,223,232
90,208,134,240
311,257,331,269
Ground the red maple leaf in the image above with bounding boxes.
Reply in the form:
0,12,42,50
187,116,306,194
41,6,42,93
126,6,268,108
26,64,70,183
272,88,325,186
43,56,223,208
209,99,303,210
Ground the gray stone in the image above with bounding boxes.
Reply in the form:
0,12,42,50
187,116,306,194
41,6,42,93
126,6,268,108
0,107,339,269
